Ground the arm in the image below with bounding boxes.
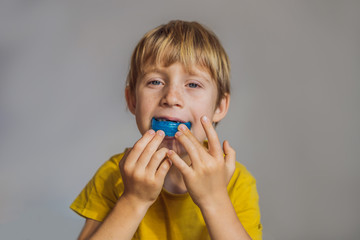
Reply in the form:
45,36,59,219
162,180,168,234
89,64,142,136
88,194,153,240
167,116,252,240
78,129,171,240
77,197,150,240
78,219,101,240
198,191,252,240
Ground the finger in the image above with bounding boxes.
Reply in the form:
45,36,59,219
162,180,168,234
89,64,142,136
224,140,236,180
223,140,236,165
146,147,169,174
178,124,203,148
176,124,202,167
155,158,172,182
119,148,131,170
201,115,223,159
137,130,165,168
126,129,156,166
166,150,192,176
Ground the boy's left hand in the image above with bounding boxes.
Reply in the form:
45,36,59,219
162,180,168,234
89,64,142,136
167,115,236,208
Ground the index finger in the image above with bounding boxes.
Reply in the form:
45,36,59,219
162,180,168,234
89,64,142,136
175,124,204,168
125,129,156,167
200,115,223,158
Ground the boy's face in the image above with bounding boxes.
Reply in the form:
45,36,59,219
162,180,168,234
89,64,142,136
126,62,229,156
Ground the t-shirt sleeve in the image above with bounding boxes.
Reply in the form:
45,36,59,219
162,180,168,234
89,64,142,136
70,153,125,222
228,162,263,240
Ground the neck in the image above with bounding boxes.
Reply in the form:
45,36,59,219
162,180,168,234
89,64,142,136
163,159,189,194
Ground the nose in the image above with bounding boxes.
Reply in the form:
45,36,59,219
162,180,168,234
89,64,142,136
160,85,184,108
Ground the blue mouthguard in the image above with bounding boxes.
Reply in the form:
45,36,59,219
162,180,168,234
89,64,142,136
151,118,191,137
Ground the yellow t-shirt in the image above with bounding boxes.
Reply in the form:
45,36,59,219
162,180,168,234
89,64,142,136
70,151,262,240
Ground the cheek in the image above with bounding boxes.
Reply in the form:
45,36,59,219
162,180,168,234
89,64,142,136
190,119,207,141
136,96,153,115
191,100,217,121
189,103,216,141
134,98,154,133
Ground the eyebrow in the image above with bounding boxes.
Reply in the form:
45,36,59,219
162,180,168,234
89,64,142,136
141,69,167,80
141,66,164,76
186,68,212,83
142,66,213,83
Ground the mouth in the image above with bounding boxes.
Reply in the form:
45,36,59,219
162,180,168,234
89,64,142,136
151,117,192,137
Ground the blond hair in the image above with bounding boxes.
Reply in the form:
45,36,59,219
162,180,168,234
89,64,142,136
126,20,231,106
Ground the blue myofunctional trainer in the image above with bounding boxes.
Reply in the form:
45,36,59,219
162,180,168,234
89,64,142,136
151,118,191,137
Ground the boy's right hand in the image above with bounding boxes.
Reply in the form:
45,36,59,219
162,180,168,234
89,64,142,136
119,129,171,207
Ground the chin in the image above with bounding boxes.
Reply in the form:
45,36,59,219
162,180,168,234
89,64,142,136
160,139,187,157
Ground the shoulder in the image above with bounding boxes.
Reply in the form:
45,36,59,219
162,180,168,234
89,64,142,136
90,151,129,195
94,151,127,178
69,150,128,221
229,161,257,187
227,161,259,206
228,162,263,240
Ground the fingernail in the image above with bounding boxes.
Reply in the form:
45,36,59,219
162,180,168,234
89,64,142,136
148,129,155,135
178,124,187,131
167,150,173,155
157,130,165,136
202,115,209,123
175,131,183,137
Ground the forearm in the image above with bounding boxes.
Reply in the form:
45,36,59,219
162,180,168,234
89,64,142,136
90,195,151,240
200,192,252,240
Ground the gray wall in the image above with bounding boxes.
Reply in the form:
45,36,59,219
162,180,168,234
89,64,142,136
1,1,359,239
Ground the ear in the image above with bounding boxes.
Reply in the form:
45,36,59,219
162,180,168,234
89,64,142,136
212,94,230,123
125,87,136,115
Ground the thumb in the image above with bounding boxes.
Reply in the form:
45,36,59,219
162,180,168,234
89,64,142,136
155,158,172,181
166,150,192,177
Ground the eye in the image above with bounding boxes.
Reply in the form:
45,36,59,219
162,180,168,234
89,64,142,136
148,80,162,86
187,82,199,88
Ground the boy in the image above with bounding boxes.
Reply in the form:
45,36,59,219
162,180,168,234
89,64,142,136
71,20,262,240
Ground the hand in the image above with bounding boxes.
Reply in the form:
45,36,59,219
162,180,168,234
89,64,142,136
119,129,172,207
166,116,236,207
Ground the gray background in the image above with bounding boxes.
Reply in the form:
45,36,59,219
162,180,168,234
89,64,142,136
1,0,359,239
